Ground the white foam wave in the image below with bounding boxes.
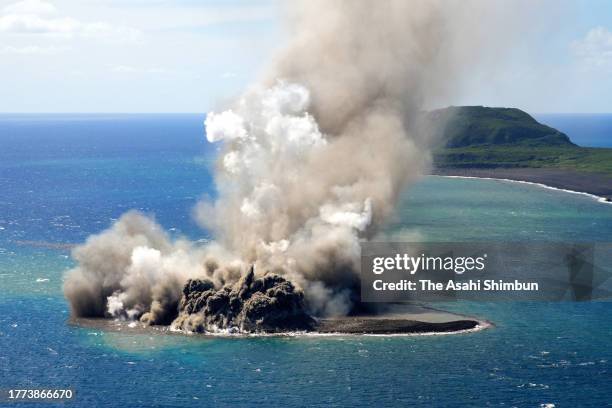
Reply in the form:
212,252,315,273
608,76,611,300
435,175,612,205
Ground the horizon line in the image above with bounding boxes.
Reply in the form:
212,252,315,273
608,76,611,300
2,111,612,115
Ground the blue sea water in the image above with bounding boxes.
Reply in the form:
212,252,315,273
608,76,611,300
535,113,612,148
1,114,612,407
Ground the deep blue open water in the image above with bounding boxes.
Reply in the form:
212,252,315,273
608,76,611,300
1,114,612,407
536,113,612,148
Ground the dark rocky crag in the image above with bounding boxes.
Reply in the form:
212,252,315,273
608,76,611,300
171,266,316,333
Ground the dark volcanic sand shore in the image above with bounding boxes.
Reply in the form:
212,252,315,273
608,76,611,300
316,317,479,334
69,305,488,336
433,168,612,202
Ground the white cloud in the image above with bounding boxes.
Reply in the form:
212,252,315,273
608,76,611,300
0,0,142,42
571,26,612,70
0,14,78,34
0,44,67,54
111,65,169,75
3,0,57,15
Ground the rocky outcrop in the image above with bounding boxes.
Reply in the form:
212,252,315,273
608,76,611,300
171,266,316,333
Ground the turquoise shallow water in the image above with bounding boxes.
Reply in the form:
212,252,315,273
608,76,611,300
1,115,612,407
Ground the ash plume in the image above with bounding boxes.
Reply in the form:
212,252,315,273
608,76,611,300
64,0,515,332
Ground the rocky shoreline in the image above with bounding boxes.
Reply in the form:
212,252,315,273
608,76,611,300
69,302,487,337
433,167,612,202
69,315,485,336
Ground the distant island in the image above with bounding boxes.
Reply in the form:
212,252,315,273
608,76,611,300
428,106,612,201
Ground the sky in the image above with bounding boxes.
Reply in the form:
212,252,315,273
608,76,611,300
1,0,612,114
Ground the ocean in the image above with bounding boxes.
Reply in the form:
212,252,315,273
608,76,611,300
1,114,612,407
535,113,612,148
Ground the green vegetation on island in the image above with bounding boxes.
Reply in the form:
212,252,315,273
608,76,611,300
434,146,612,174
429,106,612,176
429,106,575,148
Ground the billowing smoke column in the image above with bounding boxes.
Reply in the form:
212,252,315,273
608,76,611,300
197,78,423,317
64,0,503,332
